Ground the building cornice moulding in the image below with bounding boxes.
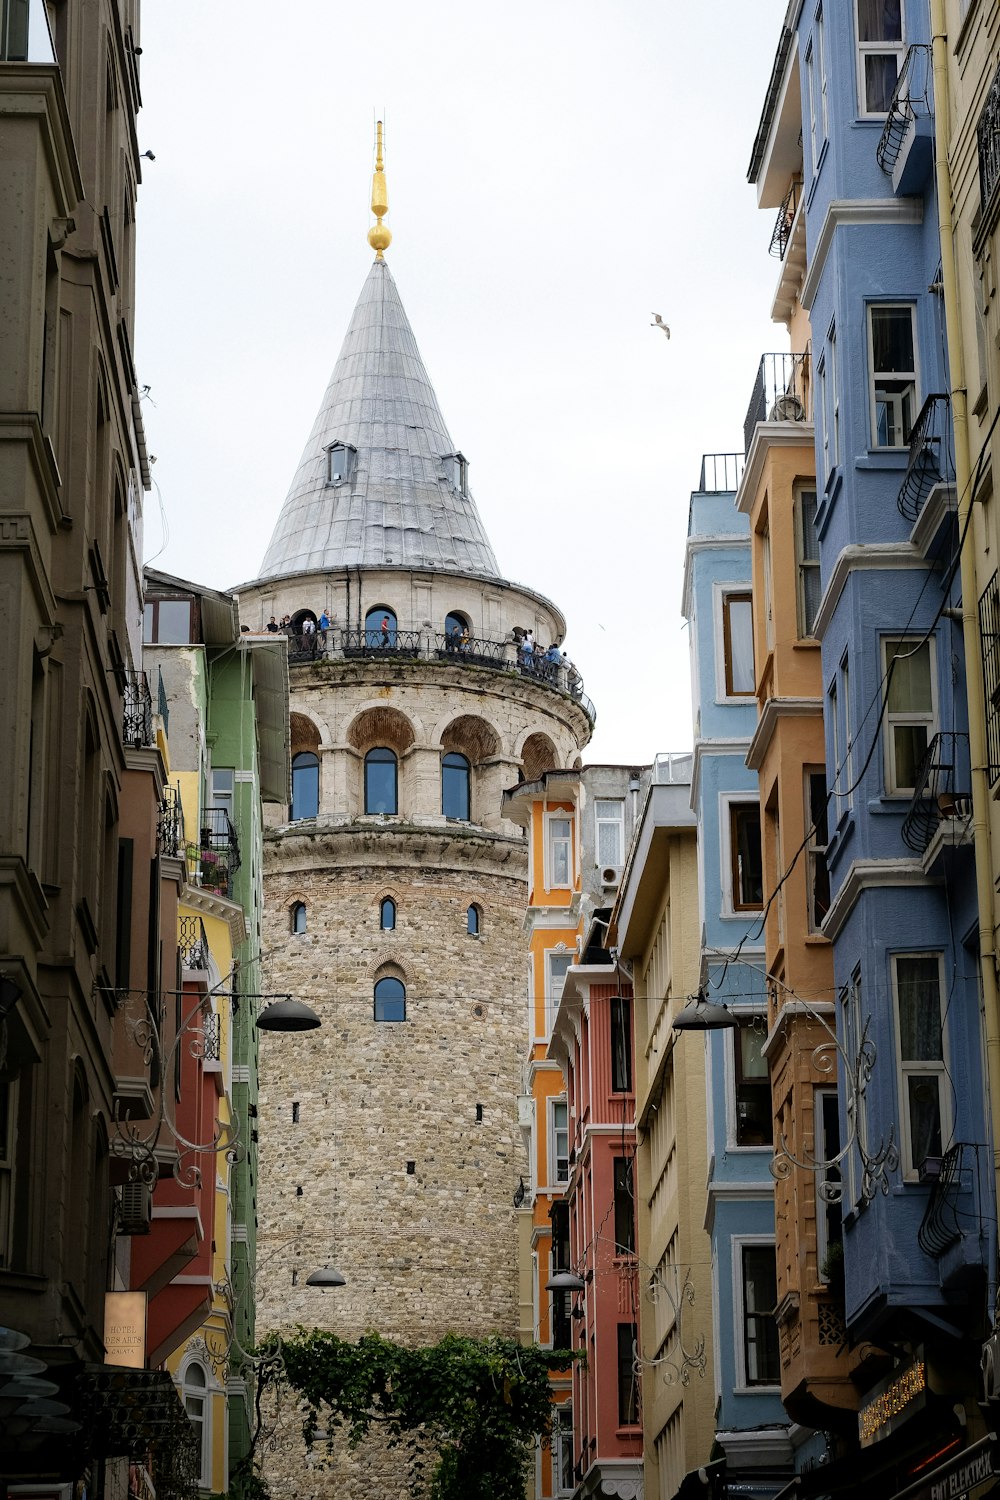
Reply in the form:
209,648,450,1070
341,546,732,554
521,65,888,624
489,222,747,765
801,198,924,311
736,422,816,515
746,696,824,770
813,542,924,639
823,857,938,941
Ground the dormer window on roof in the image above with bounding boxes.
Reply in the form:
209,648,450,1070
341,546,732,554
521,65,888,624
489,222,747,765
443,452,468,497
327,442,357,486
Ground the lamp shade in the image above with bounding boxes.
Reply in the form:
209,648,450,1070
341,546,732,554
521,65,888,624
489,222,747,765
306,1266,347,1288
545,1270,586,1293
672,995,740,1031
255,997,321,1032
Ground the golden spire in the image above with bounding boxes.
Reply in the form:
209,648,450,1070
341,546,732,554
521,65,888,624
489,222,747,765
367,120,392,260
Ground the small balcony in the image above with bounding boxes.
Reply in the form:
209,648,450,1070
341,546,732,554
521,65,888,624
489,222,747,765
896,394,955,523
196,808,241,897
743,352,810,455
917,1142,990,1294
180,915,210,970
698,452,745,494
978,59,1000,220
900,731,972,856
157,785,184,859
980,570,1000,787
338,627,423,661
769,177,801,261
876,44,934,191
122,669,153,749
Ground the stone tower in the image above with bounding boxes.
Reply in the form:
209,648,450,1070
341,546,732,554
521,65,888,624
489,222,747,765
236,136,593,1498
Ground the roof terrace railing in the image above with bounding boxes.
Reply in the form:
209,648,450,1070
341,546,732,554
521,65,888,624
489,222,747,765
743,352,810,455
876,43,933,174
698,453,745,494
434,632,507,668
896,393,954,522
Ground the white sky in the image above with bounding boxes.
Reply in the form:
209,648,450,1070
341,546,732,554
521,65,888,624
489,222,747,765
136,0,789,764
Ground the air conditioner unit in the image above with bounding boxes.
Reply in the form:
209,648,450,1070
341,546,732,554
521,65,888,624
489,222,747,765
601,865,622,889
983,1333,1000,1402
119,1180,153,1236
769,394,805,422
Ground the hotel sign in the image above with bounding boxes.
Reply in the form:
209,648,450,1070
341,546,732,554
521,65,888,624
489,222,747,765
104,1291,147,1368
858,1359,928,1447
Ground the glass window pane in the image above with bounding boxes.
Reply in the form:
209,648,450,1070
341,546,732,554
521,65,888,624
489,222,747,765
365,749,397,814
374,976,405,1022
727,597,755,693
896,955,942,1060
142,602,154,643
908,1075,943,1162
871,308,914,372
380,898,395,931
291,753,319,821
857,0,902,41
732,805,763,907
886,641,931,712
892,725,929,789
156,600,192,644
442,753,470,820
799,491,819,560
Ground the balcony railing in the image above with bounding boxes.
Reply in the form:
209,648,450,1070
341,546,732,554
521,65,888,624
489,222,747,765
981,571,1000,786
876,44,933,174
769,178,801,260
340,628,423,660
896,393,954,522
198,807,240,897
180,915,209,970
157,785,184,859
917,1142,980,1258
122,670,153,749
156,667,169,738
978,59,1000,215
900,731,972,854
743,353,810,455
698,452,745,494
201,1011,221,1063
434,632,507,668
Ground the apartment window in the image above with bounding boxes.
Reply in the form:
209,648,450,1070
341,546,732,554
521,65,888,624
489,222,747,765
365,747,398,814
723,591,755,696
0,1075,15,1269
730,803,764,910
374,975,406,1023
180,1362,210,1488
734,1019,773,1147
815,1089,842,1278
613,1156,635,1255
290,752,319,821
546,951,573,1033
611,995,633,1093
816,8,829,142
210,768,234,822
806,42,819,174
290,901,307,935
380,897,396,931
740,1244,780,1386
855,0,904,115
595,799,625,868
869,304,917,448
442,752,470,820
806,770,830,933
551,1099,569,1184
829,322,840,467
143,596,194,645
843,967,866,1207
840,654,853,810
617,1324,640,1425
796,488,821,638
892,953,949,1178
883,637,936,794
761,525,775,653
546,815,572,888
554,1404,574,1495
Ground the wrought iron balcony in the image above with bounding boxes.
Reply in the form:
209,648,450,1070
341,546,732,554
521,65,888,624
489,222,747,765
180,915,209,970
896,394,954,522
199,807,241,895
341,627,422,659
201,1011,221,1063
156,666,169,737
743,352,810,455
122,669,153,749
157,785,184,859
698,452,745,494
877,44,933,175
435,631,507,667
900,731,972,854
979,58,1000,215
980,570,1000,786
769,178,801,260
917,1142,980,1258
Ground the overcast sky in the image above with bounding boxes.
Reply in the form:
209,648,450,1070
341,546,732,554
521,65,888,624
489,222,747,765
135,0,790,765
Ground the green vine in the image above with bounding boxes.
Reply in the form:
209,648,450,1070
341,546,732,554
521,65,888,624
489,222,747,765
278,1330,581,1500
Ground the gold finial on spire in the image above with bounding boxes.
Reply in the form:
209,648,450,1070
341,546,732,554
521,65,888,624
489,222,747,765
367,119,392,260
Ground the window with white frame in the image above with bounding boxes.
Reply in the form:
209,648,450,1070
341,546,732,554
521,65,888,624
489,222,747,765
882,636,936,794
868,304,918,448
842,967,866,1207
733,1019,773,1147
814,1088,842,1279
554,1403,574,1495
855,0,904,115
761,524,775,653
892,952,949,1178
722,591,755,696
796,487,820,638
180,1360,211,1488
805,769,830,933
0,1075,16,1269
550,1097,569,1184
840,653,854,810
817,355,829,480
736,1242,780,1387
816,7,829,144
546,815,573,889
806,40,819,175
728,802,763,911
546,950,573,1034
210,767,234,822
829,321,840,468
595,799,625,869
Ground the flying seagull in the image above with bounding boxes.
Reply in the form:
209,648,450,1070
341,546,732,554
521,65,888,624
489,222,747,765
651,313,670,338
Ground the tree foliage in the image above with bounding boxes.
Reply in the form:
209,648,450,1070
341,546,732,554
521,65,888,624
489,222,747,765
278,1329,581,1500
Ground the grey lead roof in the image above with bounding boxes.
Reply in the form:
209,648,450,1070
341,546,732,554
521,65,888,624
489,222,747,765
256,258,502,581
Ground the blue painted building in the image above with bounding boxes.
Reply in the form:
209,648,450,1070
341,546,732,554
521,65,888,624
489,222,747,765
682,455,796,1495
752,3,994,1494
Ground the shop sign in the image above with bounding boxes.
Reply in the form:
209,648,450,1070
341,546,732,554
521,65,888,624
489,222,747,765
926,1439,995,1500
103,1290,147,1368
858,1358,927,1448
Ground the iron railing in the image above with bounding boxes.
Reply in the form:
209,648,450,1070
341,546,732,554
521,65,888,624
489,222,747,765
342,628,422,658
743,352,810,454
769,177,801,259
122,670,153,749
435,632,507,667
199,807,240,896
896,394,953,522
917,1142,980,1258
980,570,1000,785
978,58,1000,213
156,667,169,738
157,785,184,859
876,44,933,174
179,915,209,970
202,1011,221,1063
900,732,972,854
699,452,745,493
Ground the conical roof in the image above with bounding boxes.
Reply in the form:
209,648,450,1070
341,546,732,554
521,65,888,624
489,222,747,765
257,259,501,581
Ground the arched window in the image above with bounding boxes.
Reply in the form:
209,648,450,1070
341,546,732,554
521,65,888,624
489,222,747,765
291,752,319,821
365,748,398,814
467,904,481,936
181,1362,210,1487
365,606,397,648
374,976,406,1023
380,898,396,931
291,902,307,934
442,752,470,820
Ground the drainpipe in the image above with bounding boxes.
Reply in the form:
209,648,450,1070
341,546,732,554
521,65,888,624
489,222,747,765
931,0,1000,1317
